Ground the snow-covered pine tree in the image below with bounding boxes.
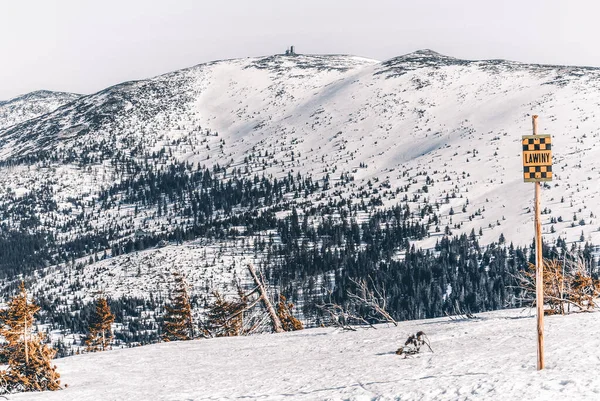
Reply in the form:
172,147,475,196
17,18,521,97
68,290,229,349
85,297,115,352
162,272,194,341
0,282,61,394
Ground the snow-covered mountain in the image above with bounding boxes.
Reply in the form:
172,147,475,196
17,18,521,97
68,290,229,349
2,50,598,248
1,49,600,344
0,90,81,130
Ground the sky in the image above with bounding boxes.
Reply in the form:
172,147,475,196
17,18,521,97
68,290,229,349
0,0,596,99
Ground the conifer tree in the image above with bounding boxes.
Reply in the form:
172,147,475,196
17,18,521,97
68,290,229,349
0,282,61,394
205,291,247,337
85,297,115,352
162,273,194,341
276,295,303,331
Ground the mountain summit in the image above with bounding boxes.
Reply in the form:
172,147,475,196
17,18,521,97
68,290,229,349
399,49,453,58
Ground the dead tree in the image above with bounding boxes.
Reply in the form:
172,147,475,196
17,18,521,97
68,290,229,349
347,277,397,326
206,265,300,336
445,300,476,320
205,291,249,337
204,277,272,337
247,264,283,333
315,302,375,331
316,277,396,330
513,256,600,314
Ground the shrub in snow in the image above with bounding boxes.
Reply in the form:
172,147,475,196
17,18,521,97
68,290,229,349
515,257,600,314
396,331,433,357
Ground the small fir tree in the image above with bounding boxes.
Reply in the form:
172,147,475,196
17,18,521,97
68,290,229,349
0,282,61,394
276,295,303,332
205,291,247,337
162,273,194,341
85,297,115,352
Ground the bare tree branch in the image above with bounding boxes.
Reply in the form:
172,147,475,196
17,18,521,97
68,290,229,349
347,277,398,326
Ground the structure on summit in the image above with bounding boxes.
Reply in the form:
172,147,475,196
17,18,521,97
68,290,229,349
284,45,296,56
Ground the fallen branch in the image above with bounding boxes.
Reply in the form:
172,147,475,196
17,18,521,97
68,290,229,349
315,303,376,330
247,264,283,333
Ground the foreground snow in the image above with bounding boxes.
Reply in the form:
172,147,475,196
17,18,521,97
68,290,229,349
14,309,600,401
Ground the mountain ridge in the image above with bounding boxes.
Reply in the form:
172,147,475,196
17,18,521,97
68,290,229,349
0,89,81,130
2,49,598,249
0,89,82,105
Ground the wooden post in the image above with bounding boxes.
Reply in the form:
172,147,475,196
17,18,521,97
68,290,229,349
247,264,283,333
532,115,545,370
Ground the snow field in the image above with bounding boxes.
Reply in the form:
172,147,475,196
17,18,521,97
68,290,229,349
14,308,600,401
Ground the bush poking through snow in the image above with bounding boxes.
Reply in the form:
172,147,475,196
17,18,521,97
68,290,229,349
514,256,600,314
396,331,433,357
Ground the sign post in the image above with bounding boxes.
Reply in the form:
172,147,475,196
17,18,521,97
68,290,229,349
522,115,552,370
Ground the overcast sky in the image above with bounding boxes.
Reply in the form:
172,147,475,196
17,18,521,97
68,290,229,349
0,0,596,99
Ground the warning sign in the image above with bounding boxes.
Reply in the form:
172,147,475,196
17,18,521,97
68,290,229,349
522,134,552,182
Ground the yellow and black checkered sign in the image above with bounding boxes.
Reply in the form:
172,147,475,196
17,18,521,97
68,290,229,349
522,134,552,182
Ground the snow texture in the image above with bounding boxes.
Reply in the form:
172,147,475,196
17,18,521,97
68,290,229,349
13,309,600,401
0,90,80,130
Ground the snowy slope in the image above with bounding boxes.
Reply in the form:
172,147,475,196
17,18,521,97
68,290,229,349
32,238,262,305
0,90,81,129
2,50,600,333
1,50,599,250
14,309,600,401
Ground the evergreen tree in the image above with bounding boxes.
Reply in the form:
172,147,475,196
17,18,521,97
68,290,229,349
0,282,61,394
276,295,303,331
162,273,194,341
205,291,247,337
85,297,115,352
